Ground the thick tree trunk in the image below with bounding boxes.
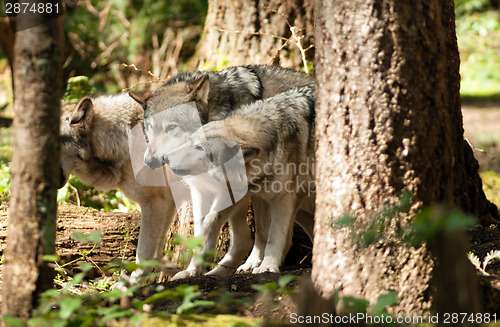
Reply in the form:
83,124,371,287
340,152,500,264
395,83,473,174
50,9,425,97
1,10,63,321
190,0,314,70
312,0,492,315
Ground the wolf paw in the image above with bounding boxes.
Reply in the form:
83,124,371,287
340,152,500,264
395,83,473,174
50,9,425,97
252,265,280,274
236,257,262,273
206,265,235,276
171,269,197,280
252,258,280,274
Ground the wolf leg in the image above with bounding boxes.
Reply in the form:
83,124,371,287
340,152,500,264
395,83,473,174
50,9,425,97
236,197,270,273
208,199,252,276
171,209,227,280
252,194,297,274
112,193,177,289
133,195,177,281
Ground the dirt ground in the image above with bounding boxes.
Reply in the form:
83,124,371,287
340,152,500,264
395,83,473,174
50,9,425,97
0,103,500,321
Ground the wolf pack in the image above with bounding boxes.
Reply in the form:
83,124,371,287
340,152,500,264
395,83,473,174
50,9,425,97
59,65,316,286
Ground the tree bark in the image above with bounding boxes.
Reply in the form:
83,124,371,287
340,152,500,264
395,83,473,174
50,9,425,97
190,0,315,70
312,0,492,315
1,8,63,321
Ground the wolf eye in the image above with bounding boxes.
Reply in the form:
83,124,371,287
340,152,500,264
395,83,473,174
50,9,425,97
165,124,177,132
194,145,204,152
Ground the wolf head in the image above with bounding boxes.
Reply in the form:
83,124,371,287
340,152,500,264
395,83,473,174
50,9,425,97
138,101,202,170
59,96,94,187
130,74,210,122
59,93,142,189
164,122,259,178
130,75,210,169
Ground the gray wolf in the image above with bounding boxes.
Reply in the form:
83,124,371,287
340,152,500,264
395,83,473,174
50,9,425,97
130,65,314,279
59,93,179,285
164,84,316,274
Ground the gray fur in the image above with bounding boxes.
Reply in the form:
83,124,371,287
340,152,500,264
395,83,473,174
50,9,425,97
165,84,316,275
140,65,313,123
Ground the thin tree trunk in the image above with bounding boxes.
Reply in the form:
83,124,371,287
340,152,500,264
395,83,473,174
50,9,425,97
190,0,314,70
0,18,15,92
1,9,63,321
312,0,491,315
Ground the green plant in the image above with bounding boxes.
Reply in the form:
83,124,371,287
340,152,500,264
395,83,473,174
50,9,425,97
63,76,97,103
456,7,500,97
173,235,216,269
0,127,13,165
120,224,140,261
0,163,10,201
251,275,296,307
61,174,139,212
455,0,492,18
332,192,412,249
402,207,478,247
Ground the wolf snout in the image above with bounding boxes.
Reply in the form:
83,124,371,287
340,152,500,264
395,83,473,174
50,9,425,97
144,155,163,170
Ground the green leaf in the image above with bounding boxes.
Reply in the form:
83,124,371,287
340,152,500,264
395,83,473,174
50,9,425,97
72,231,89,243
143,290,175,304
185,236,203,250
130,314,148,324
27,317,47,326
278,275,295,287
2,314,25,326
87,230,102,243
342,296,369,313
78,262,93,272
42,254,59,262
68,272,86,287
193,300,215,308
124,262,140,273
173,234,187,245
372,291,399,313
138,260,161,269
443,210,478,230
59,297,82,320
251,281,278,293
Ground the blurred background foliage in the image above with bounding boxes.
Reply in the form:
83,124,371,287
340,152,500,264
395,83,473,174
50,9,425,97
0,0,499,211
455,0,500,98
62,0,208,93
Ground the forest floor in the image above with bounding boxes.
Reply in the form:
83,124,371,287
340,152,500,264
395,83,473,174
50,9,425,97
0,102,500,325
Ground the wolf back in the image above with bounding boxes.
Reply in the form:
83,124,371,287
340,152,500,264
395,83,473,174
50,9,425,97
139,64,314,122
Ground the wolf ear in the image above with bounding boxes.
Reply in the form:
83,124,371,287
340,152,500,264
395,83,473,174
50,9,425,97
240,143,260,161
129,90,152,108
188,75,209,107
71,96,93,126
